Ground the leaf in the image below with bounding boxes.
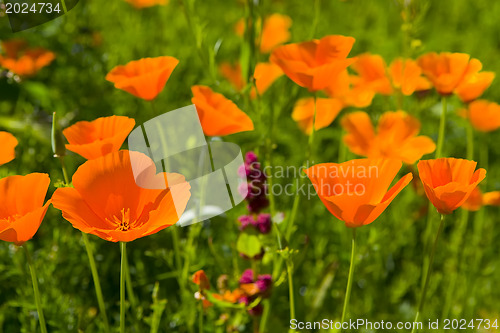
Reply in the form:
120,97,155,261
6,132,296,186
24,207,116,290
236,233,262,258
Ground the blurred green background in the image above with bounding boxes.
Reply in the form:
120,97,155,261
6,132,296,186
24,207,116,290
1,0,500,332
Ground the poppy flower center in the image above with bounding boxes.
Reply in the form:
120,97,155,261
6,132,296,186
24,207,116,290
108,208,132,231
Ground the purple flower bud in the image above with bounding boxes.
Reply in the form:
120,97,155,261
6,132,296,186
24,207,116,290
247,197,269,213
238,295,251,306
239,269,255,284
256,214,272,234
256,274,272,296
238,215,255,231
245,151,258,165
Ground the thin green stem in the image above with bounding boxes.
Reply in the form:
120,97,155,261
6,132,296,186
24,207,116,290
341,228,356,327
198,297,204,333
412,214,446,333
286,258,296,323
59,157,110,331
24,245,47,333
466,117,474,160
307,93,318,161
120,242,127,333
82,234,110,331
435,97,447,158
60,0,68,13
171,226,184,285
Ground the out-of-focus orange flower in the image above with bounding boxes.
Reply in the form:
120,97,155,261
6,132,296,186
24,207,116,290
305,159,412,228
259,14,292,53
389,58,431,95
63,116,136,160
0,173,51,245
341,111,435,164
417,52,487,95
417,158,486,215
234,14,292,54
124,0,168,8
105,56,179,100
192,270,210,290
219,62,245,91
212,289,245,303
51,150,191,242
270,35,355,91
325,69,375,108
0,131,18,166
350,53,393,95
253,62,283,96
219,62,283,97
462,188,500,211
454,63,494,103
191,85,254,136
461,100,500,132
292,97,343,135
0,40,55,77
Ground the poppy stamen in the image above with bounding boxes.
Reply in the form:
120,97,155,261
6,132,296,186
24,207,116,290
109,208,131,231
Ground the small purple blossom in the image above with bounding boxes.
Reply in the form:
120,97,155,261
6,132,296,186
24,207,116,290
239,269,255,284
256,214,272,234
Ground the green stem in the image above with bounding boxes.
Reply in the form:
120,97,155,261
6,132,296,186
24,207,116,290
82,234,110,331
120,242,127,333
59,157,110,330
60,0,67,13
412,214,446,333
23,245,47,333
435,97,447,158
307,93,318,161
171,226,184,286
340,228,356,326
198,297,204,333
466,117,474,160
286,258,296,323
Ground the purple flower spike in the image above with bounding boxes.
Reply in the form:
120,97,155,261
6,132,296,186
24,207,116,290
238,215,255,231
256,214,272,234
256,274,272,296
239,269,255,284
245,151,258,165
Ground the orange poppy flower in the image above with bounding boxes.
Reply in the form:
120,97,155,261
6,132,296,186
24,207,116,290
292,97,343,135
234,14,292,54
454,61,494,103
0,131,18,166
124,0,168,8
417,158,486,215
219,62,245,91
341,111,436,164
212,289,245,303
0,173,51,245
259,14,292,53
192,270,210,290
305,159,413,228
105,56,179,100
461,188,500,211
51,150,191,242
389,58,431,95
219,62,283,97
63,116,136,160
324,70,375,108
483,191,500,206
0,40,55,77
462,100,500,132
270,35,355,91
191,85,254,136
350,53,393,95
417,52,483,95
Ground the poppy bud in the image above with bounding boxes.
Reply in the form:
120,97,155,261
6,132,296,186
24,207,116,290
51,112,66,158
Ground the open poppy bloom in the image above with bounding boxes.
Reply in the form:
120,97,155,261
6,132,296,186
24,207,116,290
270,35,355,91
417,158,486,215
105,56,179,100
417,52,487,95
0,131,18,166
292,97,343,134
51,150,191,242
192,270,211,290
461,100,500,132
0,40,55,77
341,111,436,164
234,14,292,54
324,69,375,108
0,173,51,245
389,58,431,95
454,60,494,103
305,159,412,228
124,0,168,8
350,53,393,95
219,62,245,91
191,85,254,136
63,116,136,160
